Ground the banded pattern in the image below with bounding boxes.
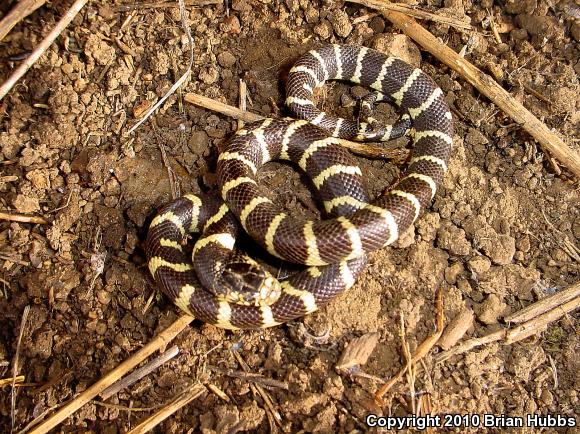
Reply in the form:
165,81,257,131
146,44,453,329
146,120,369,329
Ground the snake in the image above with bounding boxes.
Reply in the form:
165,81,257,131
146,44,453,329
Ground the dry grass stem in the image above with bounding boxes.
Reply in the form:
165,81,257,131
505,296,579,344
375,287,445,402
348,0,472,29
115,0,220,12
210,367,289,390
125,383,206,434
0,0,88,101
238,79,247,129
184,92,264,122
0,0,46,41
26,315,193,434
0,212,48,225
0,375,24,387
436,281,579,362
504,282,579,324
0,253,30,267
12,306,30,431
100,346,180,400
184,93,401,158
207,383,231,402
232,351,283,427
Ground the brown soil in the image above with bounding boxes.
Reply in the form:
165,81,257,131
0,0,579,432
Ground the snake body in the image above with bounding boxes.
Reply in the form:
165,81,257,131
146,44,453,329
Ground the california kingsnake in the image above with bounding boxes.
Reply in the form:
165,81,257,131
146,44,453,329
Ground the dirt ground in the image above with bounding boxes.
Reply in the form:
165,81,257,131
0,0,579,432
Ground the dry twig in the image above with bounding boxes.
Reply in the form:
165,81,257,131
349,1,472,30
184,92,407,159
100,346,180,400
0,211,48,225
12,306,30,431
0,376,24,387
26,315,193,434
375,287,445,402
348,0,580,178
231,351,283,429
125,383,206,434
436,281,579,362
238,79,248,129
504,282,580,324
0,0,88,101
208,366,289,390
115,0,220,11
0,0,47,41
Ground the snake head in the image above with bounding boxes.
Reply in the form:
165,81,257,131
221,261,282,307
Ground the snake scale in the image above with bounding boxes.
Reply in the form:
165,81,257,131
146,44,453,329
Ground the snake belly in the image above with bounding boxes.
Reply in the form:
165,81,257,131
146,44,453,329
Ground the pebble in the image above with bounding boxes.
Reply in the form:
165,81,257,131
475,293,507,325
329,10,352,38
188,130,210,155
444,262,464,284
13,194,40,213
217,51,236,68
304,6,319,24
222,15,241,34
372,34,421,67
232,0,251,13
467,255,491,275
199,67,219,84
369,16,385,34
314,20,333,40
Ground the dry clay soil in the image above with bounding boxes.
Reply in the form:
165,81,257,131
0,0,579,432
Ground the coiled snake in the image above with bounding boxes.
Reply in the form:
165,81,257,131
146,44,453,329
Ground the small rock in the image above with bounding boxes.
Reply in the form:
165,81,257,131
188,130,210,155
540,389,553,406
222,15,241,34
572,21,580,42
393,225,415,248
13,194,40,213
217,51,236,68
369,16,385,34
329,10,352,38
314,20,333,40
304,6,319,24
465,128,489,146
504,0,537,14
473,227,516,265
444,262,464,284
96,289,112,305
372,34,421,67
474,293,507,325
467,255,491,275
515,14,560,39
437,223,471,256
231,0,251,12
199,67,219,84
85,34,115,66
26,169,50,190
